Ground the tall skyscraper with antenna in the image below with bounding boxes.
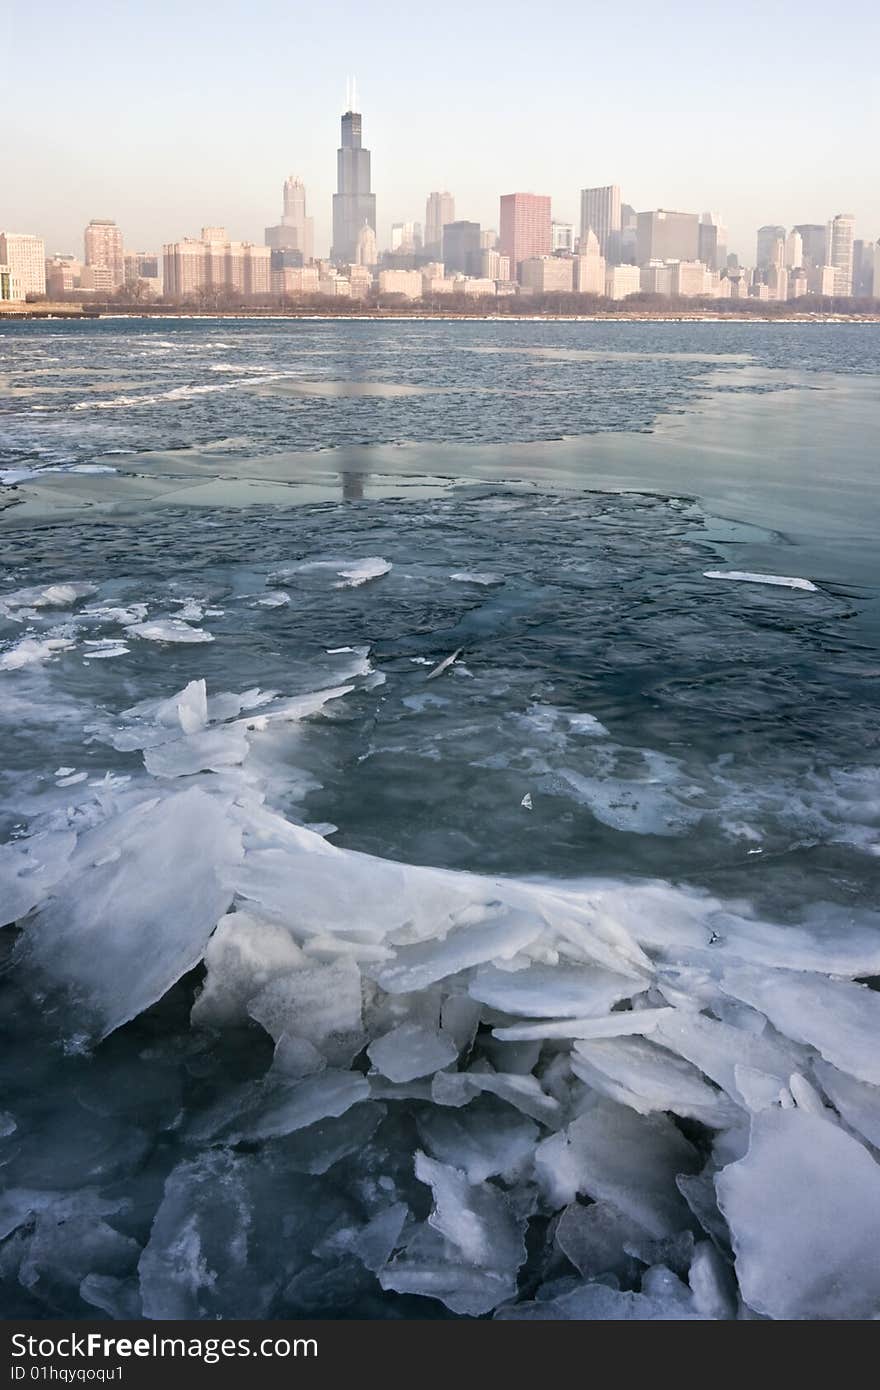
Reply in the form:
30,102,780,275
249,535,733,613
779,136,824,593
332,80,376,264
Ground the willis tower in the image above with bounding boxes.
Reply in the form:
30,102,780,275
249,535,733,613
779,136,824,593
331,81,376,264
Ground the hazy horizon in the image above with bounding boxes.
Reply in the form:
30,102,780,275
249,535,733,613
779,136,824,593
6,0,879,263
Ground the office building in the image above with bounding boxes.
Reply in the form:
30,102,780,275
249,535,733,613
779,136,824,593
605,264,641,299
332,103,376,264
579,185,621,262
699,212,727,271
784,229,803,269
265,176,314,262
425,191,455,258
573,229,605,294
552,221,574,252
755,224,786,269
0,232,46,297
852,240,875,297
636,210,699,265
355,222,378,267
442,220,481,275
826,213,854,295
519,255,573,293
499,193,552,280
794,224,826,268
378,269,423,300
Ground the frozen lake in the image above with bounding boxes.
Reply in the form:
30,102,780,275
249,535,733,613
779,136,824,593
1,318,879,1320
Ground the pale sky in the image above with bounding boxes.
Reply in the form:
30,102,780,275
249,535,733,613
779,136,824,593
5,0,879,263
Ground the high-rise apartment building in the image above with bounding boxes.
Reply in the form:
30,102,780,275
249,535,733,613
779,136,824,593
84,219,124,288
163,228,270,299
755,225,786,269
442,221,481,276
499,193,552,281
826,213,855,295
265,176,314,262
425,192,455,258
332,106,376,264
794,224,826,269
0,232,46,297
636,210,699,265
579,186,621,263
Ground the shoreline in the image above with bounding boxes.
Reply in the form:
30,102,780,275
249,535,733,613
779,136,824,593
3,307,880,324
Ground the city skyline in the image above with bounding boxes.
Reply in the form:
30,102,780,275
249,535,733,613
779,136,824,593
6,0,879,259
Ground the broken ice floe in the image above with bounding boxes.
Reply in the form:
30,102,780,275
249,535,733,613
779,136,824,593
4,669,880,1321
703,570,818,592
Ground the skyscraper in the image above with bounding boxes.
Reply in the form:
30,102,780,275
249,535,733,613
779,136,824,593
331,96,376,265
826,213,855,295
699,212,727,271
784,229,803,269
793,224,826,269
579,186,621,263
552,221,574,252
84,219,124,288
265,176,314,262
636,210,699,265
442,221,481,275
499,193,552,281
755,225,786,269
852,240,875,297
425,192,455,258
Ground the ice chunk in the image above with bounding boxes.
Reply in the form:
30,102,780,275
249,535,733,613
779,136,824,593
556,1200,649,1282
231,1071,371,1141
688,1240,738,1320
571,1036,742,1127
191,912,306,1027
248,958,363,1064
813,1061,880,1149
18,788,241,1039
418,1103,539,1183
367,1023,458,1083
375,911,543,994
414,1152,523,1269
336,557,391,588
651,1008,804,1108
449,571,502,585
426,648,462,681
144,725,251,778
0,637,76,670
125,619,214,644
703,570,817,592
0,830,75,927
469,961,649,1018
720,965,880,1085
350,1203,408,1272
493,1008,675,1042
139,1150,289,1318
432,1068,561,1126
0,582,96,613
521,793,533,810
716,1108,880,1319
497,1275,703,1320
534,1099,698,1236
378,1152,526,1314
